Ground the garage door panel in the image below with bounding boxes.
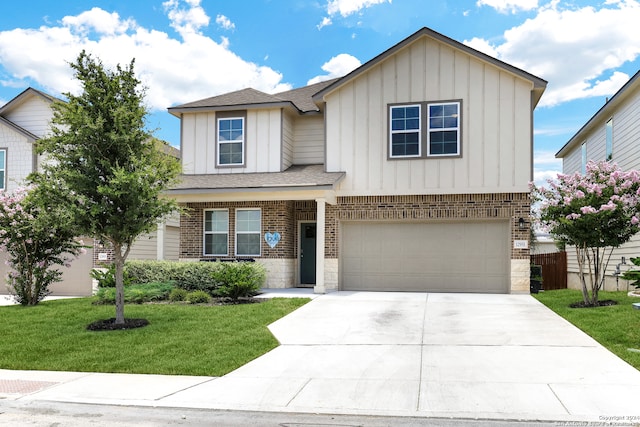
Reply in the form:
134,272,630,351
341,221,509,293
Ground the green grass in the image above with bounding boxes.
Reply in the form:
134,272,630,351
0,297,308,376
534,289,640,370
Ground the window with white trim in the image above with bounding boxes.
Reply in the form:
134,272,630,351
581,142,587,174
390,104,421,158
427,102,460,156
204,209,229,256
0,149,5,191
235,208,261,256
217,117,244,166
605,118,613,161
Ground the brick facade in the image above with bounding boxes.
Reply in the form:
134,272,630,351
181,200,295,259
180,192,531,261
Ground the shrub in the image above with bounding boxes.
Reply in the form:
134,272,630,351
125,260,219,292
91,264,132,288
212,262,266,300
186,290,211,304
169,288,188,302
95,281,175,304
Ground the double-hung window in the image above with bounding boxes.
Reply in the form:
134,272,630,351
0,149,5,191
389,100,461,159
236,208,261,256
204,209,229,256
390,104,421,158
427,102,460,156
217,117,244,166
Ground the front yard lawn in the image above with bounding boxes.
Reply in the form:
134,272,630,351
534,289,640,371
0,297,308,376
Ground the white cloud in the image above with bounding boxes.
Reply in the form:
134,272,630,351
0,1,291,111
327,0,391,17
317,16,332,30
318,0,391,28
162,0,209,36
307,53,361,85
61,7,136,35
533,150,562,188
477,0,538,14
464,0,640,107
215,14,235,30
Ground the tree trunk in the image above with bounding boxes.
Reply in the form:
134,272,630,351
113,242,126,324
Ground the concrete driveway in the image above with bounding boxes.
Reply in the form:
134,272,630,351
6,291,640,422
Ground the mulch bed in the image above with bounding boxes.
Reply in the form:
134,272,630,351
87,318,149,331
569,300,618,308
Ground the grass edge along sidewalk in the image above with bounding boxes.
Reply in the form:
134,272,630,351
0,297,309,376
534,289,640,371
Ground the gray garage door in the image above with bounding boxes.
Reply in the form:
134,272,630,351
341,221,509,293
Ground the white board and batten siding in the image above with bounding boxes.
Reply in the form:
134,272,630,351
181,109,283,174
324,36,534,196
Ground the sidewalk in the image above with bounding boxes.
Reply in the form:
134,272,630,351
1,291,639,423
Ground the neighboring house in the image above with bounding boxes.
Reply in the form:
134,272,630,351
0,88,179,296
555,69,640,291
168,27,547,294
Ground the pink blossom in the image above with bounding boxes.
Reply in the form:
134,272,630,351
633,216,640,225
580,206,597,214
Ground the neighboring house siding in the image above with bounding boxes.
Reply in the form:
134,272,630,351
3,96,53,137
165,226,180,261
181,109,283,174
325,38,533,196
128,232,157,260
292,115,324,165
282,110,294,169
0,125,34,193
559,75,640,290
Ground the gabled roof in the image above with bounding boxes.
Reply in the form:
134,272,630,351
313,27,547,108
0,87,59,115
168,78,338,117
0,115,39,141
556,69,640,158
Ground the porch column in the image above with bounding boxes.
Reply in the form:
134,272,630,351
314,198,326,294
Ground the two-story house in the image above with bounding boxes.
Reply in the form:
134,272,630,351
555,69,640,291
0,87,180,296
168,27,547,294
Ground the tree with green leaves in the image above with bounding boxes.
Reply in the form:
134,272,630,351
36,51,180,325
532,160,640,306
0,185,84,305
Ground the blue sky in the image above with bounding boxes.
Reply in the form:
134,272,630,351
1,0,640,184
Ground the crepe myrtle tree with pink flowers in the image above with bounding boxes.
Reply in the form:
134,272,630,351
0,185,85,305
532,160,640,306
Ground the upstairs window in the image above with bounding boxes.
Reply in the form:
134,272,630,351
217,117,244,166
605,118,613,161
427,102,460,156
388,100,461,159
390,104,421,158
0,149,5,190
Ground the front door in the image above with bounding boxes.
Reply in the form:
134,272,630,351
300,222,316,285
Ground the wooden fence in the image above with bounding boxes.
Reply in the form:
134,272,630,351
530,252,567,290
